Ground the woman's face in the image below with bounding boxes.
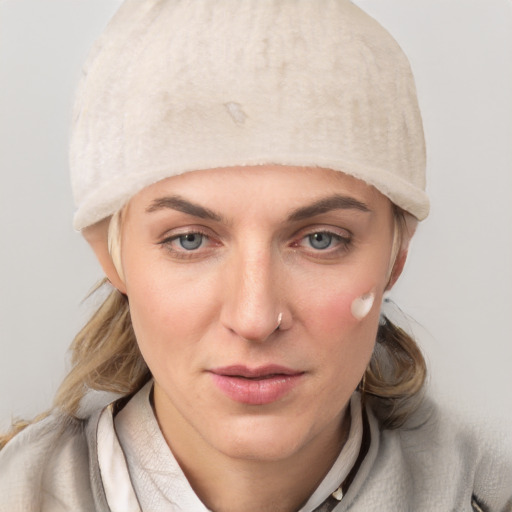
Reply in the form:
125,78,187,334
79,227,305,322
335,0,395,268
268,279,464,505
120,165,395,462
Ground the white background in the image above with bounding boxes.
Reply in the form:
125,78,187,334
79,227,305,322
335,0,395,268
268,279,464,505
1,0,511,430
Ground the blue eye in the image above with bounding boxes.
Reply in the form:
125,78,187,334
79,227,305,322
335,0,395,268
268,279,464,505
308,232,334,250
178,233,204,250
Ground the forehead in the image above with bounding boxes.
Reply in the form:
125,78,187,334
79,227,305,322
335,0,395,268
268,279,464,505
128,165,391,214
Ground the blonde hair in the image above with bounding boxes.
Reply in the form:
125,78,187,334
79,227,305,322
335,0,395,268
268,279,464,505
0,206,425,448
108,208,125,282
363,206,426,429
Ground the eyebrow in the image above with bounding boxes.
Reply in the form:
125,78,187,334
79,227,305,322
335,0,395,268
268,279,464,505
287,194,371,222
146,195,223,221
145,193,370,223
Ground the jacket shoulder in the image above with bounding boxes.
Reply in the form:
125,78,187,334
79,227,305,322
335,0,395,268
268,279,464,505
0,413,94,512
397,398,512,511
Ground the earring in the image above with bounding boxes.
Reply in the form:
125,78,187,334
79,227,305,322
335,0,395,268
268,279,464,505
379,293,391,326
275,312,283,330
358,371,367,405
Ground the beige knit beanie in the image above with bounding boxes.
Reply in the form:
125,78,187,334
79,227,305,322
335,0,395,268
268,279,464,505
70,0,429,230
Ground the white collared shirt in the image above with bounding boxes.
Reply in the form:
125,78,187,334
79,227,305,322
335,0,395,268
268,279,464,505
98,381,362,511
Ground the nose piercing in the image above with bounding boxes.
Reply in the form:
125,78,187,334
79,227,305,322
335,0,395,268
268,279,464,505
276,312,283,330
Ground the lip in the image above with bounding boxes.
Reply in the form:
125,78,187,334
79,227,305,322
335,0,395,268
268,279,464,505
208,365,304,405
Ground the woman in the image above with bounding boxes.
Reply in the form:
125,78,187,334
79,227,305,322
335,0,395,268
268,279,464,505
0,1,510,511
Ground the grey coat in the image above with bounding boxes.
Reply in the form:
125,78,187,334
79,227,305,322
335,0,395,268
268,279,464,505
0,394,511,512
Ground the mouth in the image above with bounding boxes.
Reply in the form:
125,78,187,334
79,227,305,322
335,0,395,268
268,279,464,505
208,365,304,405
211,365,301,378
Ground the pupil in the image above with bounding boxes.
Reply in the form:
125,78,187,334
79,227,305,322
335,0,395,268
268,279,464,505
180,233,203,250
310,232,331,249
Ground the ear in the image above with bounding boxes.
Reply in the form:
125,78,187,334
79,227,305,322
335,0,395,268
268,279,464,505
385,213,418,291
386,248,409,290
82,217,127,294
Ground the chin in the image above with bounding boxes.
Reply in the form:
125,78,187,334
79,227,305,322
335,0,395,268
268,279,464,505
206,414,322,462
217,435,305,462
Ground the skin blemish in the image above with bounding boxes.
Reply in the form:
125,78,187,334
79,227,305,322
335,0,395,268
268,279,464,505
224,102,248,125
351,291,375,321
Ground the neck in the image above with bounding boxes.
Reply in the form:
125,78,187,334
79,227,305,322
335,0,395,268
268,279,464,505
153,393,350,512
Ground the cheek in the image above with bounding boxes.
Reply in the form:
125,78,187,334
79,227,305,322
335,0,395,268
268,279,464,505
301,278,381,379
306,287,378,398
130,284,207,344
125,248,212,319
123,263,216,363
314,292,354,328
306,284,379,335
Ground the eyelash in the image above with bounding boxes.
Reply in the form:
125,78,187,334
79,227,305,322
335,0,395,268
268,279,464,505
158,227,352,260
159,229,216,259
292,229,352,256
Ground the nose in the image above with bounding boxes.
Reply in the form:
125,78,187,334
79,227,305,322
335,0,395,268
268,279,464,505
220,245,287,342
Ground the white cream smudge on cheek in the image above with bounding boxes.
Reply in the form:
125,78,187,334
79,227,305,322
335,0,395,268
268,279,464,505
351,292,375,320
